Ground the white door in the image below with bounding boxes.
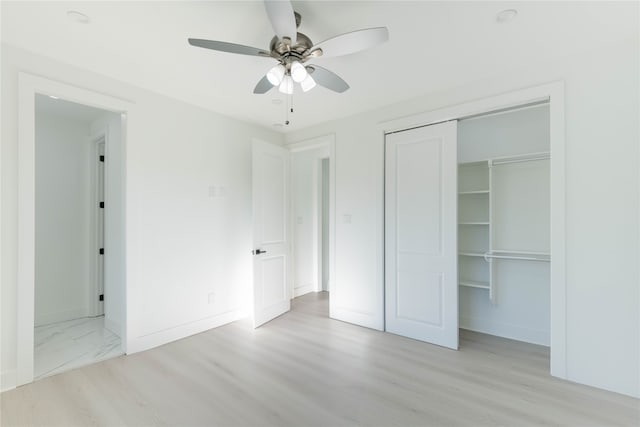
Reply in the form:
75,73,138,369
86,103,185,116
385,121,458,349
252,140,290,328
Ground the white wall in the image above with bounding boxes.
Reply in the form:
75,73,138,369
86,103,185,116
458,105,550,162
34,113,92,326
90,113,124,337
291,146,329,297
286,38,639,398
1,44,284,391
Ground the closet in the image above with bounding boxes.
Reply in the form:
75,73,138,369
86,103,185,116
457,103,551,346
384,102,551,350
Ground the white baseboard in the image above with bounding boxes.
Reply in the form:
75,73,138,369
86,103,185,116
35,308,88,327
1,369,17,393
293,283,315,297
460,316,549,346
126,309,243,355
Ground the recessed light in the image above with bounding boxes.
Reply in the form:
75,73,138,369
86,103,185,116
496,9,517,24
67,10,91,24
49,95,59,100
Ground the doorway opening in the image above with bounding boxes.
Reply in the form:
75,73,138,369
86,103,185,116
32,95,124,380
17,73,131,386
321,158,330,293
456,103,551,352
290,136,335,314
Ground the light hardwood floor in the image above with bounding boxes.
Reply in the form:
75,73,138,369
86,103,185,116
2,292,638,426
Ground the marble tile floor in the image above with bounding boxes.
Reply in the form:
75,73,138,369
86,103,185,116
34,316,122,380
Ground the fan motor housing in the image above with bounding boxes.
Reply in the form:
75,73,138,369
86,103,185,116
270,32,314,63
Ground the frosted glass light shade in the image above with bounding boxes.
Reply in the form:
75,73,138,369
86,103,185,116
266,64,285,86
278,75,294,94
290,61,308,83
300,74,316,92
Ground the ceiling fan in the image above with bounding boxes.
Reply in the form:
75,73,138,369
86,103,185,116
188,0,389,95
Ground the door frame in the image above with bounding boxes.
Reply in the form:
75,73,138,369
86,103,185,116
89,135,106,317
378,81,567,379
287,135,336,301
16,73,132,386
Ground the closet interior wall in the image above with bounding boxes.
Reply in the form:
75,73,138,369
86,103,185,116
457,104,551,346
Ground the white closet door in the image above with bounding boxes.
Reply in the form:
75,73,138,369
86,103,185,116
385,121,458,349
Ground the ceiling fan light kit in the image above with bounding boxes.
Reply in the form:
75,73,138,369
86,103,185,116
290,61,308,83
278,75,294,95
300,74,316,92
266,64,286,86
188,0,388,94
188,0,388,123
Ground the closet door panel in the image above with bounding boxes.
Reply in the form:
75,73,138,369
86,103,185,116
396,140,442,254
492,159,550,252
385,121,458,350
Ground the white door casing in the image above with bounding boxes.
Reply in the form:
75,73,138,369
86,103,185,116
252,140,290,328
17,73,131,387
385,121,458,349
96,140,106,316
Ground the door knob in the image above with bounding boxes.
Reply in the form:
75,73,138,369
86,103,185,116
252,249,267,255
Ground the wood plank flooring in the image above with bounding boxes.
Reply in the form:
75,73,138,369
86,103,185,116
2,292,638,426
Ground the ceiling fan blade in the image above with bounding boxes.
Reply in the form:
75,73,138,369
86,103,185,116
188,39,271,57
307,65,349,93
311,27,389,58
253,75,274,94
264,0,297,45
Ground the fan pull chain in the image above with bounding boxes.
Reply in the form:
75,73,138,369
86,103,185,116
285,92,293,125
284,95,288,126
285,95,289,126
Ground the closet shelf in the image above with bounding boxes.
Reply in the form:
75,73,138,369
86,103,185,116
458,190,489,195
458,252,486,258
484,250,551,262
459,280,490,290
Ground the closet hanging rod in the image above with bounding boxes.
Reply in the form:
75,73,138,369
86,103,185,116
490,152,550,166
484,251,551,262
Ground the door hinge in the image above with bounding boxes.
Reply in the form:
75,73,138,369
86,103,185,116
99,294,104,302
99,248,104,255
99,201,104,208
99,155,105,162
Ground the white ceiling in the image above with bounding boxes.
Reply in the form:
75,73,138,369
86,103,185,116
3,1,638,133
